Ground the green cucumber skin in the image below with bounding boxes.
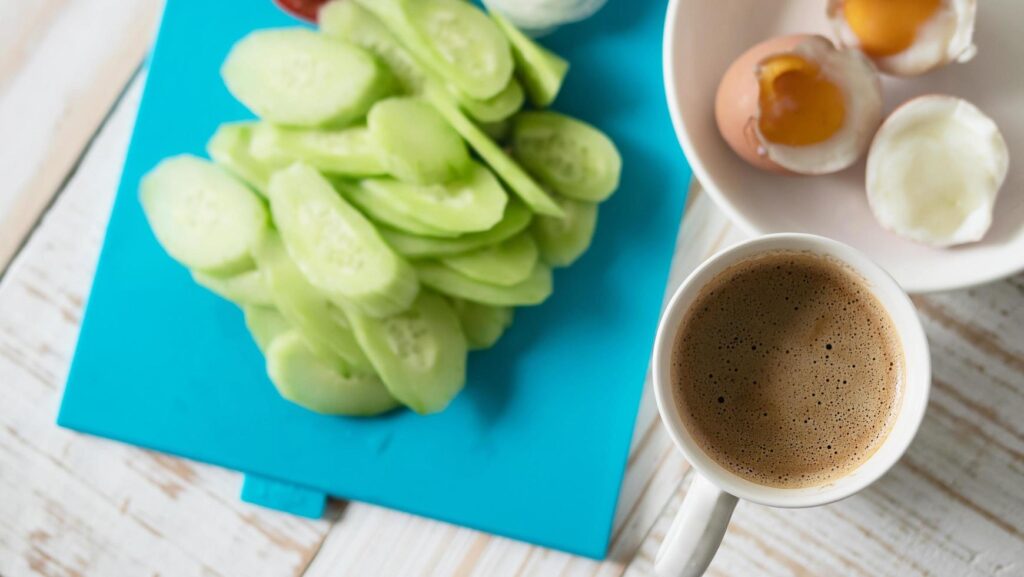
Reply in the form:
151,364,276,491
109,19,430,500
207,123,282,196
221,28,395,127
440,233,538,287
380,200,533,258
258,234,374,371
451,299,514,350
415,260,553,307
368,96,471,185
512,111,622,202
425,86,564,218
533,196,599,268
192,269,274,307
266,330,399,416
140,155,268,276
268,163,419,318
345,291,467,414
249,123,388,176
337,180,464,238
456,78,524,123
244,305,292,353
490,13,568,108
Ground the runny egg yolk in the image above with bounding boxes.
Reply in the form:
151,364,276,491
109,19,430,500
842,0,942,57
757,54,845,147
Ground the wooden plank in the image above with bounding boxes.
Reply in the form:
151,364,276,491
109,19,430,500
0,75,336,577
0,0,162,272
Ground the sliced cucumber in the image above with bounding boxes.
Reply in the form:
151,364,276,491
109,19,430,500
207,123,282,195
193,268,273,306
258,233,374,371
512,111,621,202
221,28,393,127
249,123,387,176
491,13,568,108
243,305,292,353
268,163,419,318
380,199,533,257
457,78,524,123
533,196,598,267
266,330,399,416
140,155,267,275
478,118,512,142
440,233,538,286
337,180,462,238
344,291,466,414
368,97,471,184
320,1,428,93
425,86,563,217
358,162,507,234
357,0,512,100
416,260,553,306
451,298,514,350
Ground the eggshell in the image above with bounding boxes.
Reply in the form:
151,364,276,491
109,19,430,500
714,34,820,174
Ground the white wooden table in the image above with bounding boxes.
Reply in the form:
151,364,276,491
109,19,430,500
1,2,1022,576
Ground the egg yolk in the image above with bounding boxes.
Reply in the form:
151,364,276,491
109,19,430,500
842,0,941,57
757,54,845,147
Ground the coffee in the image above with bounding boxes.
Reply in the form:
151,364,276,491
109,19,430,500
671,250,903,489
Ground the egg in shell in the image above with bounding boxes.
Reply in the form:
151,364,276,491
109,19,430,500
827,0,977,76
715,34,883,175
866,95,1008,247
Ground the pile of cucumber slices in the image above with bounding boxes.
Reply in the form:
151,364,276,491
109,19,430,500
140,0,621,416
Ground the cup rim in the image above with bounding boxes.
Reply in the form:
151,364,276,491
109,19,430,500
652,233,931,508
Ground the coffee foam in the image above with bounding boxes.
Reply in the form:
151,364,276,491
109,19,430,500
671,251,904,489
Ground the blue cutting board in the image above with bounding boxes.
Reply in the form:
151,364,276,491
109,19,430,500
59,0,690,558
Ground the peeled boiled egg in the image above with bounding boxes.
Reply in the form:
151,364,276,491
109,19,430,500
827,0,977,76
866,96,1008,247
715,35,883,175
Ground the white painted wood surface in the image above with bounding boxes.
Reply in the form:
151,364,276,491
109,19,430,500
0,3,1021,576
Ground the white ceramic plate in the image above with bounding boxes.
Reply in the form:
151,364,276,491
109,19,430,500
663,0,1024,293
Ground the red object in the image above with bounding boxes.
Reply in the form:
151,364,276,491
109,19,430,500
273,0,331,22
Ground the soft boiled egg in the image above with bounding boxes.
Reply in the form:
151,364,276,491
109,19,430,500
867,96,1008,247
715,34,883,175
827,0,977,76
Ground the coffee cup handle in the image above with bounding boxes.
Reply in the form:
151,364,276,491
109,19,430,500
654,473,738,577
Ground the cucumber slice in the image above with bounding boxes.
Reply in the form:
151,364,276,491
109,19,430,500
345,291,467,414
320,1,427,93
512,111,621,202
266,330,399,416
533,196,598,267
416,260,553,306
207,123,282,195
257,233,374,371
368,97,471,184
243,305,292,353
440,233,538,286
193,268,273,306
249,123,387,176
358,162,507,234
478,118,512,142
221,28,393,127
451,298,514,350
380,199,533,257
337,180,462,238
425,86,563,218
490,13,568,108
268,163,419,318
140,155,267,275
458,78,525,123
357,0,512,100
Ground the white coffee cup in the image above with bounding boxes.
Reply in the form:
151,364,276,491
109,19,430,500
651,233,930,577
